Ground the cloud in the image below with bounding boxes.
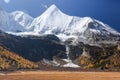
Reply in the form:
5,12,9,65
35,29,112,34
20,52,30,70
4,0,10,4
40,2,48,9
42,4,48,9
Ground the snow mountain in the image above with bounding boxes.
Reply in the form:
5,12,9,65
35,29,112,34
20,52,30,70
29,5,119,36
27,4,120,44
0,4,120,44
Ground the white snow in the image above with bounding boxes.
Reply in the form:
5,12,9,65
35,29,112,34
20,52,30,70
52,60,60,66
56,34,78,41
62,45,80,68
7,31,40,36
62,62,80,68
42,59,60,66
62,59,69,63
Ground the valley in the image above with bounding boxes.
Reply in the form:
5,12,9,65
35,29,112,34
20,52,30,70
0,71,120,80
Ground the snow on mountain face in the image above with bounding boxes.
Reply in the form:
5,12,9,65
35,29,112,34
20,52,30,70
28,5,93,35
0,4,120,43
0,8,25,32
27,4,120,41
28,4,73,33
10,11,34,30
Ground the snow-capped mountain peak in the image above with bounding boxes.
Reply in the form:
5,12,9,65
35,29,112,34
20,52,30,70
44,4,60,14
38,4,64,20
28,4,73,33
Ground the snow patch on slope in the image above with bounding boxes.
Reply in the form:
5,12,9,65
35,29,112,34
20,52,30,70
62,45,80,68
62,63,80,68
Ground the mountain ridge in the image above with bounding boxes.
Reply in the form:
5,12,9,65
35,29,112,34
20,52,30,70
0,4,120,45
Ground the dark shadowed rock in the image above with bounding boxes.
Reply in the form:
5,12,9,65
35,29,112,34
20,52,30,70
0,31,66,62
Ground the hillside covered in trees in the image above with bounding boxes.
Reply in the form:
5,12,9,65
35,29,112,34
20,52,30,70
79,44,120,71
0,45,38,70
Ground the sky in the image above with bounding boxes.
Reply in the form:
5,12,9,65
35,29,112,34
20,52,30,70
0,0,120,32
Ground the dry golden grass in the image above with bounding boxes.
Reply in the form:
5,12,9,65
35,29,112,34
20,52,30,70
0,71,120,80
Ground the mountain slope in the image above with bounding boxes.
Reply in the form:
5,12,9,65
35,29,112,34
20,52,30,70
79,45,120,71
0,30,65,62
0,45,38,70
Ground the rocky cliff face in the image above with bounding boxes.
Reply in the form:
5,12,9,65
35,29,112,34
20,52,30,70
0,31,66,62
